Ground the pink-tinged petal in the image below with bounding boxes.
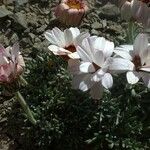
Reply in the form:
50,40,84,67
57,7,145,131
126,71,140,84
48,45,71,55
121,1,132,20
101,73,113,89
67,9,80,26
90,82,103,100
18,55,25,67
133,33,148,56
140,67,150,73
11,42,19,62
72,74,93,91
0,44,5,53
0,67,9,82
109,58,134,74
68,52,80,59
79,62,95,73
141,72,150,88
68,59,80,75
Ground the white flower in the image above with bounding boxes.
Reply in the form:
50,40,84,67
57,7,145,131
110,33,150,87
120,0,150,27
44,27,90,60
0,43,25,84
68,36,114,99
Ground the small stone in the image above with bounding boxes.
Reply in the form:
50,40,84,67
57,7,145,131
0,5,12,18
91,22,102,29
91,29,99,36
36,25,47,34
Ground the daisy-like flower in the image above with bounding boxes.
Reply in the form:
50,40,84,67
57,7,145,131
68,36,114,99
109,33,150,87
44,27,90,60
0,43,25,84
54,0,88,26
120,0,150,27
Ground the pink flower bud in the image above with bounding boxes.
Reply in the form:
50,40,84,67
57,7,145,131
54,0,88,26
0,43,25,84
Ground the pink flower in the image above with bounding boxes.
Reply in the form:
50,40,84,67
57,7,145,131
0,43,25,84
55,0,88,26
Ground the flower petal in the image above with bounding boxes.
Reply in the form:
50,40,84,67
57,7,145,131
126,71,140,84
79,62,95,73
101,73,113,89
141,72,150,88
48,45,70,55
72,74,93,91
133,33,148,56
109,58,134,73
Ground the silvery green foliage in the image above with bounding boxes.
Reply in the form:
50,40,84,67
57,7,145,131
18,51,149,149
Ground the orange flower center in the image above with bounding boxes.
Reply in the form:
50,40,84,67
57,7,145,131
132,55,142,71
66,0,83,9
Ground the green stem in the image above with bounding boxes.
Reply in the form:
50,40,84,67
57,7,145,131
16,91,37,125
19,75,28,86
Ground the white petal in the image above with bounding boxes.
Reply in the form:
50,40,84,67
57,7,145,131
74,32,90,46
79,62,95,73
48,45,70,55
101,73,113,89
91,69,105,82
72,74,93,91
77,45,92,62
69,27,80,39
90,82,104,100
121,1,132,20
94,37,114,58
133,33,148,56
126,71,140,84
44,27,65,47
141,72,150,88
109,58,134,73
140,67,150,73
64,28,74,47
114,49,132,60
93,51,104,67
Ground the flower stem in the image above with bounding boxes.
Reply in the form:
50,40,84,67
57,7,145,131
19,75,28,86
16,91,37,125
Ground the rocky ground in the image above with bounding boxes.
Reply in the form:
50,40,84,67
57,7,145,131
0,0,128,149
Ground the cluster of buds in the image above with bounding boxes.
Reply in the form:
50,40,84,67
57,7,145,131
54,0,88,26
119,0,150,28
45,27,150,99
